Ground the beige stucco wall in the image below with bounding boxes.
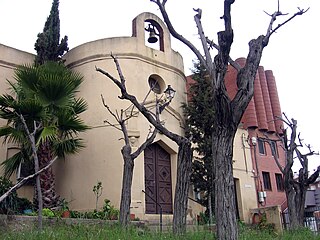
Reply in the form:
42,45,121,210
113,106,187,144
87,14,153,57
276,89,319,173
0,44,35,177
53,13,185,220
233,128,258,222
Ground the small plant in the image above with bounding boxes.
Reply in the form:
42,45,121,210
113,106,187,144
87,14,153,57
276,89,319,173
68,199,120,220
197,211,209,225
42,208,55,217
133,217,140,221
58,198,69,211
255,213,275,234
93,181,103,211
102,199,119,220
16,197,33,213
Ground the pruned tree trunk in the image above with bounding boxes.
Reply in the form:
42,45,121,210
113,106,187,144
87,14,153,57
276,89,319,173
173,140,193,234
284,166,309,229
213,127,238,239
119,146,134,226
100,97,158,227
285,180,305,229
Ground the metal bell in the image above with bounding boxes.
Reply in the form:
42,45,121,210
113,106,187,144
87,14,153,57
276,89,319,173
148,29,158,43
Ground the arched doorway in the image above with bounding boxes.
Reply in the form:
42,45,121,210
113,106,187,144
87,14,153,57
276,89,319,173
144,142,173,214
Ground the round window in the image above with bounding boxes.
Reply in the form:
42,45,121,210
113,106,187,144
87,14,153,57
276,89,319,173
148,74,165,94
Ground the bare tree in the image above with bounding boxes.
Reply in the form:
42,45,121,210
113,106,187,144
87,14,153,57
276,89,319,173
266,115,320,230
149,0,307,239
101,95,157,226
96,55,193,234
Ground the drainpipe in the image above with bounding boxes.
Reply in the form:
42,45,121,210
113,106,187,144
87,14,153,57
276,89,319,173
241,133,249,173
251,137,266,206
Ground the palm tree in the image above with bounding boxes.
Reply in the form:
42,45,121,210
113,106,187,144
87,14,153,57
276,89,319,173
0,62,88,208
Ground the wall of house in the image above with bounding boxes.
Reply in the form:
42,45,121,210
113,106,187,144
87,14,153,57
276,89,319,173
0,44,35,179
52,13,188,221
232,129,258,222
248,128,286,209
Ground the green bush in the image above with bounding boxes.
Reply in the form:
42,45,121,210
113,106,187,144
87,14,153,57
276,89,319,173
16,197,33,213
42,208,55,217
69,199,119,220
0,177,19,214
0,177,34,215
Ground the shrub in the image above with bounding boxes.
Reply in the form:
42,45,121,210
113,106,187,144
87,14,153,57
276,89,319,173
69,199,119,220
16,197,33,213
0,177,19,214
42,208,55,217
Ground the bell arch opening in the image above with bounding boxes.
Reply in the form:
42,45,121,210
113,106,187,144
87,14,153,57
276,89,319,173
144,19,164,51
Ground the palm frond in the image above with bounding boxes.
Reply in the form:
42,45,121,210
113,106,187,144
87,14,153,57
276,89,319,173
14,64,40,93
72,98,88,114
53,138,85,157
0,126,27,145
1,151,25,178
0,62,88,177
58,113,89,135
36,126,58,146
0,94,17,108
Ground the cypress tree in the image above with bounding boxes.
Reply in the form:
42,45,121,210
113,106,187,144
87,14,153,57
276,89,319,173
183,62,215,221
34,0,68,65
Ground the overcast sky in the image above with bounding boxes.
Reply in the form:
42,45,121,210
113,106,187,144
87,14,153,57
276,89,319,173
0,0,319,171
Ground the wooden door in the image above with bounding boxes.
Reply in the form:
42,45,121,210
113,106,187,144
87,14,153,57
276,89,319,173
144,143,173,214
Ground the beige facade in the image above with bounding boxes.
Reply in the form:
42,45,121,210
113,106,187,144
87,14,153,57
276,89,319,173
0,12,257,223
233,128,258,222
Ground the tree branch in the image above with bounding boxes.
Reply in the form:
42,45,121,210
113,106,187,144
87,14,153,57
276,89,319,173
306,165,320,185
101,94,120,122
0,156,58,203
119,119,130,146
261,134,285,174
264,7,308,45
150,0,207,69
205,37,240,72
96,56,184,144
111,53,127,87
193,8,214,77
132,127,158,159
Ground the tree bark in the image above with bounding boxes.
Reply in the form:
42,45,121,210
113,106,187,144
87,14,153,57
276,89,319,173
173,140,193,234
213,126,238,240
285,163,317,229
34,154,43,230
38,141,59,208
285,174,306,229
119,145,134,226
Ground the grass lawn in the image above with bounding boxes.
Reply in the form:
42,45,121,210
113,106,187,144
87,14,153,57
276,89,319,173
1,223,320,240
